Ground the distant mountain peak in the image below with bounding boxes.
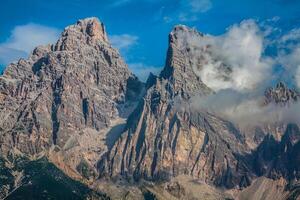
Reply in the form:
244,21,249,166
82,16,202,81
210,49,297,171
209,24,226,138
2,18,300,200
265,81,299,105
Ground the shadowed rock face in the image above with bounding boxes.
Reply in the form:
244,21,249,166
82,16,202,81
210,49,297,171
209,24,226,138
251,124,300,182
0,17,144,181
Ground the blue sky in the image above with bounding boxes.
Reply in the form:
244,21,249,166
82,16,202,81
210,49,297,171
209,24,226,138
0,0,300,80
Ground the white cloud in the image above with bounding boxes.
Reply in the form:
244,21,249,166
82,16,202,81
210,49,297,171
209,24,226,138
110,34,138,51
280,28,300,44
213,20,272,91
189,0,212,12
0,46,27,66
175,19,273,91
276,28,300,87
184,21,300,127
128,63,162,82
190,89,300,128
178,0,212,22
278,46,300,87
0,23,60,65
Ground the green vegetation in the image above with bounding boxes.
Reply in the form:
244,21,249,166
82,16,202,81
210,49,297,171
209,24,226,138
1,157,109,200
76,159,96,179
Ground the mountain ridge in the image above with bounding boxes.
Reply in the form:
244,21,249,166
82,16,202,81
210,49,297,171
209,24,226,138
0,17,300,200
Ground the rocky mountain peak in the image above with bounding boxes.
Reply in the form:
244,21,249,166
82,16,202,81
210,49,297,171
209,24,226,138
77,17,108,42
54,17,109,51
169,25,203,45
2,18,300,200
160,25,210,98
0,17,144,179
265,81,299,105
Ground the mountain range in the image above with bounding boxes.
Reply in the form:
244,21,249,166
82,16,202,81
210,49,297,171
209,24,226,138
0,17,300,200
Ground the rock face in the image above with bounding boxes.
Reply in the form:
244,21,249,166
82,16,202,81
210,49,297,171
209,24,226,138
98,26,252,189
243,82,300,147
253,123,300,180
0,17,144,182
97,25,300,198
160,25,212,98
265,82,299,105
1,17,300,200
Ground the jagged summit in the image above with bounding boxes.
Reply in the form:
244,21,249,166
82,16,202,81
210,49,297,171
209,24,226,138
66,17,108,41
265,81,299,105
0,17,144,185
2,18,300,200
54,17,109,51
98,24,249,190
160,24,210,98
78,17,108,41
169,25,203,43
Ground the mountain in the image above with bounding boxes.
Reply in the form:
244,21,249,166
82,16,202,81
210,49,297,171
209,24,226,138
98,25,251,190
265,82,299,105
0,17,144,199
1,17,300,200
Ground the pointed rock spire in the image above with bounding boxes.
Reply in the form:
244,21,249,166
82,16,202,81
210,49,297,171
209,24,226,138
77,17,108,42
160,25,210,98
54,17,109,51
265,81,299,105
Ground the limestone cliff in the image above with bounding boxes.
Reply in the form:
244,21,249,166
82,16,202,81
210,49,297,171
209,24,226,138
98,26,252,189
1,18,300,200
0,17,144,185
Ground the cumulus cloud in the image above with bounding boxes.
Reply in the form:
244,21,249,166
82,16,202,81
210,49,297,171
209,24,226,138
278,46,300,87
128,63,162,82
190,90,300,127
110,34,138,51
176,19,273,92
0,46,27,66
280,28,300,44
178,19,300,127
0,23,60,65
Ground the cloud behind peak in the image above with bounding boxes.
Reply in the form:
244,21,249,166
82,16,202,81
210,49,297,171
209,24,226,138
0,23,60,65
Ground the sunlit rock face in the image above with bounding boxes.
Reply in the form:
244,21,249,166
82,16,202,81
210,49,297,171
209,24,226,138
0,17,144,184
98,25,300,196
1,17,300,200
98,25,253,189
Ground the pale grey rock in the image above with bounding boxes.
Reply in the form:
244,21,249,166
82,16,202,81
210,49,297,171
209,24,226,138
264,81,299,105
98,26,252,189
0,17,144,183
1,18,300,200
